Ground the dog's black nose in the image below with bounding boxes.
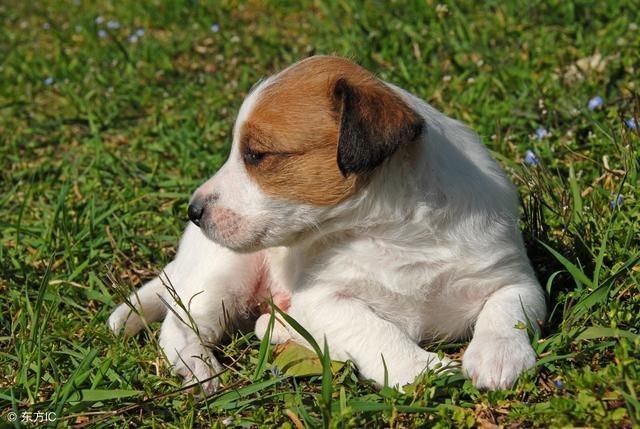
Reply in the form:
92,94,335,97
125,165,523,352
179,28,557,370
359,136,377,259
187,202,204,227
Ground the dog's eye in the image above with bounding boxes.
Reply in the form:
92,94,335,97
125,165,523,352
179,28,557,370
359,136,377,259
243,149,266,166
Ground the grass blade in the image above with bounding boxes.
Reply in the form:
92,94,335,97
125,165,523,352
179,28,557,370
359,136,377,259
320,337,332,428
252,309,275,381
541,242,593,289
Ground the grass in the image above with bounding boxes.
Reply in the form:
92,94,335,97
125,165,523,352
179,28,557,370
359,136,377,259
1,0,639,427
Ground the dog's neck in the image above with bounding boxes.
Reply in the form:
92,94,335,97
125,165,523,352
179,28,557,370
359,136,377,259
293,102,521,255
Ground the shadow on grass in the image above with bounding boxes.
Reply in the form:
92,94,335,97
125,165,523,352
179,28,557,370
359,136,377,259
518,164,597,335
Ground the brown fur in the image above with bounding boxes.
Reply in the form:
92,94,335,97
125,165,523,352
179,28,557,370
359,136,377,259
240,56,421,206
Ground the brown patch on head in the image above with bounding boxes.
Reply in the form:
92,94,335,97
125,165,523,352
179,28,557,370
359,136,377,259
240,56,424,206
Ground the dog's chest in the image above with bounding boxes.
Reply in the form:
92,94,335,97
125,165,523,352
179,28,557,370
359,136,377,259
251,247,298,311
259,240,487,339
265,239,449,296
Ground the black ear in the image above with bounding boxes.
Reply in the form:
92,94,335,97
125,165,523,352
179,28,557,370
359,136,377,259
333,77,425,176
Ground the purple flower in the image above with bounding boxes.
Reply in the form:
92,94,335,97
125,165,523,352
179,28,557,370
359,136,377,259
588,95,603,110
42,22,50,30
524,149,539,164
271,365,283,377
610,194,624,208
222,417,234,426
553,379,564,389
127,28,145,44
106,20,120,29
536,127,550,140
210,23,220,33
43,77,55,85
98,29,107,38
626,118,638,130
95,16,104,25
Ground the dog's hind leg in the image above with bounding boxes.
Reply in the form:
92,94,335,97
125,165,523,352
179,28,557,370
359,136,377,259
108,262,174,336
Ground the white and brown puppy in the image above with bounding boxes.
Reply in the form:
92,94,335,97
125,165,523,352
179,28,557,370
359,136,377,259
109,55,546,394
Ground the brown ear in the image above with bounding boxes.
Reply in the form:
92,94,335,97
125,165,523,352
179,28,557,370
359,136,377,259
333,77,425,177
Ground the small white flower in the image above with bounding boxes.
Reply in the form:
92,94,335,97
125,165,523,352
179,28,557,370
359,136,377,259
210,23,220,32
95,16,104,24
435,4,449,15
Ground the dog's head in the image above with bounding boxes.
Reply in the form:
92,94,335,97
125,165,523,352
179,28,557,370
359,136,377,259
188,56,424,252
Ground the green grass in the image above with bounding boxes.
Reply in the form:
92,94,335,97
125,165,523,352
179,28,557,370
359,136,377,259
1,0,639,427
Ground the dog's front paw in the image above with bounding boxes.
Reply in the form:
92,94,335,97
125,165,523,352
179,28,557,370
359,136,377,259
254,313,292,344
172,344,223,396
462,334,536,390
108,303,143,336
365,352,456,391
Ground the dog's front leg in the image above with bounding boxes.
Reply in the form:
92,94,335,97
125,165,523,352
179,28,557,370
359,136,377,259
286,288,453,390
111,223,264,395
109,262,174,336
159,224,267,394
462,283,546,390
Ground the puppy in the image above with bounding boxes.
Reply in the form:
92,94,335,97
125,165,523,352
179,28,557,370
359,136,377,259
109,55,546,394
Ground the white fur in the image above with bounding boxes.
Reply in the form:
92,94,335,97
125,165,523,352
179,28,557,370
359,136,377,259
109,60,546,394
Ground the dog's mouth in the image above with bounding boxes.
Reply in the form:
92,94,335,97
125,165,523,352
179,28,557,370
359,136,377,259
200,210,269,253
223,226,269,253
